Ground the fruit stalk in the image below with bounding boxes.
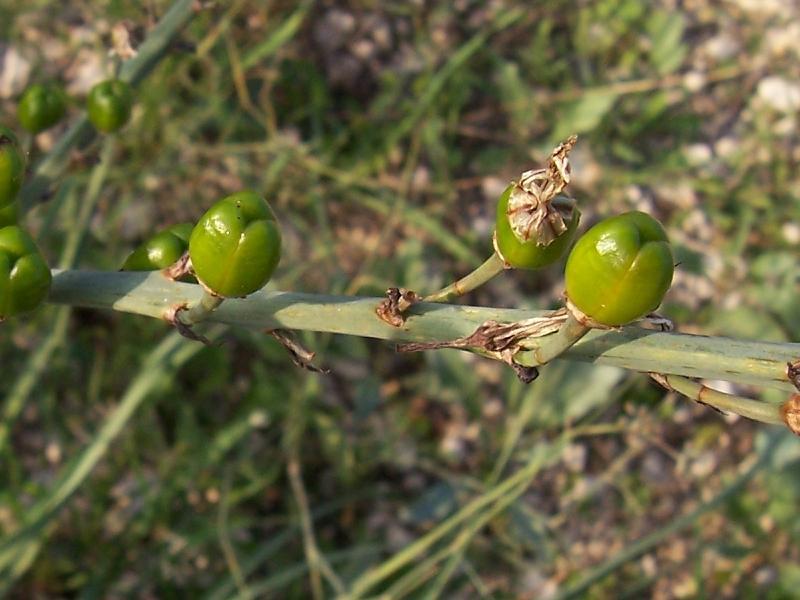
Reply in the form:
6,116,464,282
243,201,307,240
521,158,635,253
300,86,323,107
422,252,505,303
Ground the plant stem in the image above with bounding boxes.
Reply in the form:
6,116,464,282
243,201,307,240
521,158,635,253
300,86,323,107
655,373,784,425
179,290,224,325
525,312,590,366
46,270,800,393
423,252,505,303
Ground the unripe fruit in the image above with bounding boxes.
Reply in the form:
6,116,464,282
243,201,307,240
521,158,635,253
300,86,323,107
565,211,674,326
87,79,133,133
188,191,281,297
494,184,580,269
122,223,193,271
18,83,67,133
0,202,18,228
0,127,25,210
0,225,52,319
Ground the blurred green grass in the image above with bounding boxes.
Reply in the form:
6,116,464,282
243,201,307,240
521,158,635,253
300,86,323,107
1,0,800,597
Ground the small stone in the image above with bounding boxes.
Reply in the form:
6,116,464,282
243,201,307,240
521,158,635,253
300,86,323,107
248,410,269,428
0,45,31,98
350,38,375,61
703,33,740,61
714,136,739,159
684,143,713,166
45,441,62,465
781,222,800,244
313,9,356,53
757,76,800,113
683,70,706,93
689,451,717,478
562,443,587,473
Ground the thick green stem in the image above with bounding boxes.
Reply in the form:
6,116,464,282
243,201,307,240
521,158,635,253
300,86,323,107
423,252,505,303
45,270,800,393
657,373,783,425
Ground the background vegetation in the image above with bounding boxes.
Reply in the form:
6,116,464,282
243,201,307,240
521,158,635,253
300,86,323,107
1,0,799,597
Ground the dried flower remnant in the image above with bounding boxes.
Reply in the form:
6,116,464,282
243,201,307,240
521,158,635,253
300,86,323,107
504,135,577,247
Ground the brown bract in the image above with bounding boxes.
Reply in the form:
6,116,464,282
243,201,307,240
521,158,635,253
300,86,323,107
781,394,800,436
375,287,420,327
787,359,800,391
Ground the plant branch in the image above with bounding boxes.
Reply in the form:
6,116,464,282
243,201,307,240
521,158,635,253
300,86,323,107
422,252,506,303
45,270,800,394
180,291,224,324
525,312,590,366
652,373,784,425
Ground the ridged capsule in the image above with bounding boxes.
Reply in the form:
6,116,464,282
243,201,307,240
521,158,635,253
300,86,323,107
0,225,52,319
565,211,674,326
188,191,281,297
122,223,194,271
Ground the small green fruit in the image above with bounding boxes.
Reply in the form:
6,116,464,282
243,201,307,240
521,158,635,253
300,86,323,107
121,223,194,271
494,184,580,269
0,201,18,228
0,127,25,210
18,83,67,133
0,225,52,319
565,211,674,326
87,79,133,133
189,191,281,297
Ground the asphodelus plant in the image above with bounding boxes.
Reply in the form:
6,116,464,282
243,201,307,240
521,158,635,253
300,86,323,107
1,59,797,436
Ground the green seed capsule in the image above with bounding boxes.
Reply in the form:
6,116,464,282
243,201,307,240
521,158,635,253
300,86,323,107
0,225,52,319
565,211,674,326
0,201,19,228
189,191,281,297
122,223,194,271
17,83,67,133
87,79,133,133
0,127,25,210
494,184,580,269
